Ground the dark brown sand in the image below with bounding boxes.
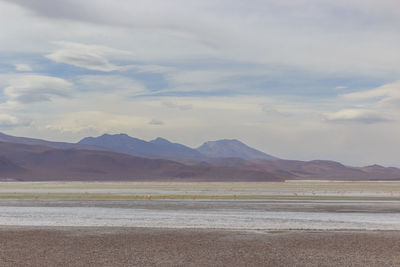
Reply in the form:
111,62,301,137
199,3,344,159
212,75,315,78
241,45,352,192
1,227,400,267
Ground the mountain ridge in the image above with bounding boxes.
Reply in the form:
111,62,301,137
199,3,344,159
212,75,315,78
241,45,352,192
0,141,285,182
78,133,205,160
0,131,399,181
78,133,279,161
196,139,278,160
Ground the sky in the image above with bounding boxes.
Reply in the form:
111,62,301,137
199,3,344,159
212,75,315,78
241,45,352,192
1,0,400,167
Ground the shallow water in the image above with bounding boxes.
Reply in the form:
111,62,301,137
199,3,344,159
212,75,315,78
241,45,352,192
1,204,400,230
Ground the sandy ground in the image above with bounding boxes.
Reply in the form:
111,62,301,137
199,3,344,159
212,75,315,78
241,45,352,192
0,227,400,267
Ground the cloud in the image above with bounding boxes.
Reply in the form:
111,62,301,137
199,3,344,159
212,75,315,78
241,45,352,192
325,109,392,124
14,64,32,71
162,101,193,110
129,64,176,74
76,75,146,94
3,74,73,103
335,86,347,90
148,119,164,125
160,68,260,94
0,114,31,129
46,41,130,72
340,81,400,111
260,103,292,117
44,111,150,134
341,81,400,107
4,0,400,80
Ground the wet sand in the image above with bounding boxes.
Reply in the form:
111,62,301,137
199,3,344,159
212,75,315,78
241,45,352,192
1,227,400,267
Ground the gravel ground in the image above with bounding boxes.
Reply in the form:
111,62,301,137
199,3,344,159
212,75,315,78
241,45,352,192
1,227,400,267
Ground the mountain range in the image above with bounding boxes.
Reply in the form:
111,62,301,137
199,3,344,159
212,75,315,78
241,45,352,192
78,134,204,160
0,131,399,181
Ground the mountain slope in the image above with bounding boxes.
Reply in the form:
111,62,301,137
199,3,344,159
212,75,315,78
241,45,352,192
78,134,203,160
196,139,278,160
0,141,285,181
149,137,204,159
0,132,102,151
1,132,399,181
202,158,400,180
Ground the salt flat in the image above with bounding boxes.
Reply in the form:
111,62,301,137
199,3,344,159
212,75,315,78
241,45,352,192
1,204,400,230
1,181,400,230
1,181,400,267
1,198,400,230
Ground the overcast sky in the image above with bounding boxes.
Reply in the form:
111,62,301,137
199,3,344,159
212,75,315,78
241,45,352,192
1,0,400,166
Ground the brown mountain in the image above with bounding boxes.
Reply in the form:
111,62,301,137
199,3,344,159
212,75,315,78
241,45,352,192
196,139,278,160
78,134,204,160
202,158,400,180
0,132,399,181
0,141,285,181
0,132,103,151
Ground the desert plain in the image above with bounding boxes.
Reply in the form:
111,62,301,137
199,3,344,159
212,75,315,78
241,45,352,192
1,181,400,266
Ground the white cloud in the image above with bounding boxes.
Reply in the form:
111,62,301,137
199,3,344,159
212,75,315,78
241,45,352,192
76,75,146,94
166,70,231,85
4,0,400,77
14,64,32,71
129,64,176,74
341,81,400,107
44,111,151,134
0,114,31,129
325,109,392,124
261,104,292,118
162,101,193,111
46,41,130,72
3,74,73,103
148,119,164,125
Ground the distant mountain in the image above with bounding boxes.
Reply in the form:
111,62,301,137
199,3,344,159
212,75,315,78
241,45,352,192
1,131,400,181
149,137,204,159
0,141,285,182
78,134,204,160
196,139,278,160
2,132,277,161
204,158,400,181
0,132,101,151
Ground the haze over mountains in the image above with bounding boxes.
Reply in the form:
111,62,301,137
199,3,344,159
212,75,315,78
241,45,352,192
78,134,204,160
197,139,277,160
78,133,276,161
0,131,399,181
0,132,102,151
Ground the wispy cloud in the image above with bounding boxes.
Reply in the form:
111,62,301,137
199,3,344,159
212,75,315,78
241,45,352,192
76,75,146,94
260,102,294,118
0,114,31,129
148,119,164,125
162,101,193,111
341,81,400,107
325,109,392,124
14,63,32,72
46,41,130,72
4,74,73,103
